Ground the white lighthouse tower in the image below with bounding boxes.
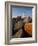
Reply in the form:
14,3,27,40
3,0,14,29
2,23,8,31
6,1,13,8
22,12,25,18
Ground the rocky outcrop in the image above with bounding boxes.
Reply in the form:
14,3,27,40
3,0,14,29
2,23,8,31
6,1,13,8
12,16,32,38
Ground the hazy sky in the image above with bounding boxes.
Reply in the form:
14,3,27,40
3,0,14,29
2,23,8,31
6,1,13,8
11,6,32,16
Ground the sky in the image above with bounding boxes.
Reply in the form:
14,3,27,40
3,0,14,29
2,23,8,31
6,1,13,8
11,6,32,17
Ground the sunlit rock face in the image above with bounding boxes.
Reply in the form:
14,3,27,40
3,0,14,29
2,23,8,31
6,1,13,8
23,16,32,23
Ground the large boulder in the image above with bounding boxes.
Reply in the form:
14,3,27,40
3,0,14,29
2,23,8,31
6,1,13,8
24,23,32,36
